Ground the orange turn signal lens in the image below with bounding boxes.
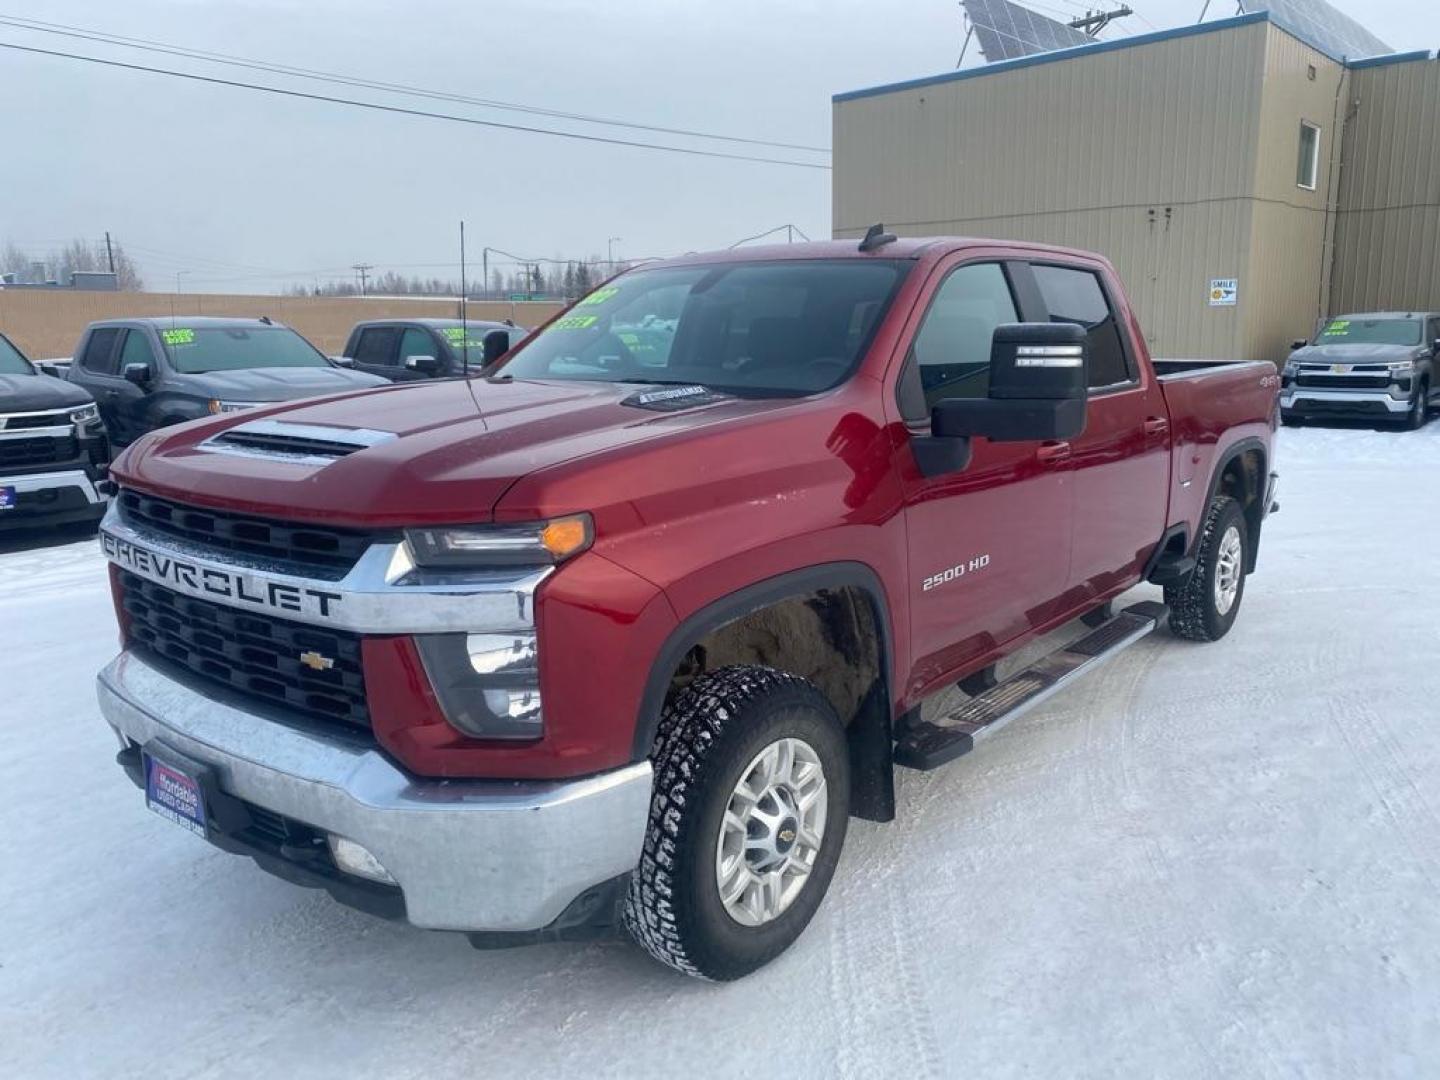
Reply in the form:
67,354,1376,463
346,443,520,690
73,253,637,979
539,514,592,560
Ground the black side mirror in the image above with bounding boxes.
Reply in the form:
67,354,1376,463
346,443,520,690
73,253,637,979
1290,339,1309,351
911,323,1088,478
122,362,153,387
404,354,442,375
482,329,511,366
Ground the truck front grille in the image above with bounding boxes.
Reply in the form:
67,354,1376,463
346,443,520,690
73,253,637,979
117,489,376,579
0,408,72,431
120,571,370,731
1295,374,1391,390
0,434,75,467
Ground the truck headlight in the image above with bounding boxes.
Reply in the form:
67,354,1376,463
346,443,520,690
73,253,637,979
1388,360,1415,373
405,514,592,567
414,632,542,739
69,404,99,424
208,399,263,414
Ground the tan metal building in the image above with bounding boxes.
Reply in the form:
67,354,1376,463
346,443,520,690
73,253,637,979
832,12,1439,363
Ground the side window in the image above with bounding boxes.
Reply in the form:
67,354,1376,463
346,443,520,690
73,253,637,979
1032,265,1132,389
399,328,439,363
80,327,122,374
1428,318,1439,350
353,327,401,367
903,262,1018,417
119,329,158,372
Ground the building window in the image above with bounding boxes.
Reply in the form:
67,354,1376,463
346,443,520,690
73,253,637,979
1297,122,1321,191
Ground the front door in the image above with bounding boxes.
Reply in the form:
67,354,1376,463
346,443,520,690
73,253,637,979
895,258,1075,695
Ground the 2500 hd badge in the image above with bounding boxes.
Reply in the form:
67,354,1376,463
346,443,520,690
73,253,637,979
100,531,342,617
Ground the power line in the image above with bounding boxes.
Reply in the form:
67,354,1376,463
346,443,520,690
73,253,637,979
0,15,830,156
0,40,832,171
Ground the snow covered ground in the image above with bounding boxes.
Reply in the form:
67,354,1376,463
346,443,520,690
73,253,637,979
3,424,1439,1079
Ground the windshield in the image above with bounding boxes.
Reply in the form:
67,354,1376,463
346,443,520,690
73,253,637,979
439,325,526,364
0,333,33,375
1315,317,1422,347
159,326,329,374
496,260,908,396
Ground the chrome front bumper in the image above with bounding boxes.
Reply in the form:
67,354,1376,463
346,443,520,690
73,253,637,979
1280,388,1410,413
98,651,653,932
2,468,106,502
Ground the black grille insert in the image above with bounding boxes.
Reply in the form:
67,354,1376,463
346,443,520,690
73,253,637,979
117,489,375,577
1296,374,1391,390
121,572,369,730
0,434,74,467
2,410,71,431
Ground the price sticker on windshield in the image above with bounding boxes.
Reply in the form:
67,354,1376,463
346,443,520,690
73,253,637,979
576,287,620,308
552,315,599,331
161,328,196,346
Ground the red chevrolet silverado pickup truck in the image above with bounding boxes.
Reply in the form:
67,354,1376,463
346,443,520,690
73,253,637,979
95,233,1279,979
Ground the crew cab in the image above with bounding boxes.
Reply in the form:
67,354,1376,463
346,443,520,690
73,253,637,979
341,319,528,381
0,329,109,531
1281,311,1438,428
66,317,387,446
93,235,1278,980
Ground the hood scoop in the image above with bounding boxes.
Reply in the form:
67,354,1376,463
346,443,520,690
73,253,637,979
200,419,398,466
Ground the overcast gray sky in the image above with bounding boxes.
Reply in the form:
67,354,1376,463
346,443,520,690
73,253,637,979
3,0,1430,293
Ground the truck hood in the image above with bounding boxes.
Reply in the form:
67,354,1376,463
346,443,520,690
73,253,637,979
1290,342,1423,363
174,365,389,401
113,377,792,527
0,371,96,412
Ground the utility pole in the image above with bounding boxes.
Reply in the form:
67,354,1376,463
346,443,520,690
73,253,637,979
607,236,622,267
352,263,373,296
104,231,115,273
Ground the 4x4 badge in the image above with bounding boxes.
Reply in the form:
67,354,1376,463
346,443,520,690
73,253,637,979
299,650,335,671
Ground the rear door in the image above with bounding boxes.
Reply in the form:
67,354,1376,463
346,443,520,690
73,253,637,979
1028,261,1169,604
69,327,127,436
349,325,403,381
895,256,1075,692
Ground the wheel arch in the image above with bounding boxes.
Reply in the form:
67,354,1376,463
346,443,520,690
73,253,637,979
1196,436,1268,572
634,561,897,823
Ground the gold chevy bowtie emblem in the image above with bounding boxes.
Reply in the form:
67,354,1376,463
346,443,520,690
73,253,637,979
299,650,335,671
778,828,796,844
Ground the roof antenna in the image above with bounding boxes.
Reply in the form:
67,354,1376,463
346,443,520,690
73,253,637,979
858,223,897,252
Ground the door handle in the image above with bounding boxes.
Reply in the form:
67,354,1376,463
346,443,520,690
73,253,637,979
1036,441,1071,463
1143,416,1169,436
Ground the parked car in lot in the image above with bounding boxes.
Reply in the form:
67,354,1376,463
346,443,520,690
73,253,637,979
0,329,110,531
341,318,527,381
66,317,388,446
93,235,1278,979
1281,312,1438,428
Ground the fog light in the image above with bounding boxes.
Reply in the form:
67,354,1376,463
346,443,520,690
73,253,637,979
327,835,397,884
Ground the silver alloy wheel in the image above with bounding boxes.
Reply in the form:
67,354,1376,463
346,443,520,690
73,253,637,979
715,737,828,928
1214,525,1244,616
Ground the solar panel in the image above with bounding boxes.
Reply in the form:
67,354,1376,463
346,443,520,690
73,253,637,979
961,0,1092,63
1241,0,1391,60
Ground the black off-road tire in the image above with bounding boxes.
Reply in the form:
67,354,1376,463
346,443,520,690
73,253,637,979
1405,382,1430,430
623,665,850,981
1165,495,1248,642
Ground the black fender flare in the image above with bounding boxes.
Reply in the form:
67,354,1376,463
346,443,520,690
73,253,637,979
632,561,895,757
1199,436,1268,567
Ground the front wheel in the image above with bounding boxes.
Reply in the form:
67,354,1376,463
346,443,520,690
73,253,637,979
623,666,850,980
1405,383,1429,430
1165,495,1248,642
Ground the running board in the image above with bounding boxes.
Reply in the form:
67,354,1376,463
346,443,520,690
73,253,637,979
894,601,1168,771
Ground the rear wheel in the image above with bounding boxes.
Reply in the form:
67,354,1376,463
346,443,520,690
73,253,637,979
1165,495,1248,642
623,665,850,980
